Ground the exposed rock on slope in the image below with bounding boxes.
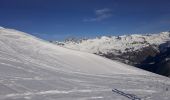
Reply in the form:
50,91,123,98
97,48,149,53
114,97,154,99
139,42,170,77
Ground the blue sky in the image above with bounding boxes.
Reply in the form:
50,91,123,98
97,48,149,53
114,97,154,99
0,0,170,40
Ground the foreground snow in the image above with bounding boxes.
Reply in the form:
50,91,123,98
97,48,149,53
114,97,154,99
0,27,170,100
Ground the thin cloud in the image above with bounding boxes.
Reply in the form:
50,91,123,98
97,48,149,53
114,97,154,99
160,19,170,24
95,8,111,15
84,8,112,22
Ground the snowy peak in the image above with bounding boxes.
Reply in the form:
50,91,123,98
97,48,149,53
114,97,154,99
0,26,4,29
54,32,170,54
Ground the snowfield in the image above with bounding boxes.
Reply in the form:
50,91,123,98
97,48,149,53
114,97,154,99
0,27,170,100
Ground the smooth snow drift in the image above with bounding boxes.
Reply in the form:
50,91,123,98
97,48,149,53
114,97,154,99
0,27,170,100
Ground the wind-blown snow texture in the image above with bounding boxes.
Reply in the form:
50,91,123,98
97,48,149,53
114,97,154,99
0,27,170,100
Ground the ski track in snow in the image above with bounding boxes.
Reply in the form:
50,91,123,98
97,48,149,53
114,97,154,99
5,89,109,97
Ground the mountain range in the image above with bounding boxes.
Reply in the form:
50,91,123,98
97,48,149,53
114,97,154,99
53,32,170,77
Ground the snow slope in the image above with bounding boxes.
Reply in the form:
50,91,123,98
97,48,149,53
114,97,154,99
56,32,170,54
0,27,170,100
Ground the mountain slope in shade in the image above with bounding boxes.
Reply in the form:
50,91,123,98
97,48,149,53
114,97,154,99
0,27,170,100
139,43,170,77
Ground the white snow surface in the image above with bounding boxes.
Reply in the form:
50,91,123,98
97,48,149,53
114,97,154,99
0,28,170,100
0,26,4,29
59,32,170,54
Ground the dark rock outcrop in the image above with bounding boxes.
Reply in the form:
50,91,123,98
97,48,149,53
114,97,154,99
101,42,170,77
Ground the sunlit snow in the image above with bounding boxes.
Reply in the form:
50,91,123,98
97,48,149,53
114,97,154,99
0,28,170,100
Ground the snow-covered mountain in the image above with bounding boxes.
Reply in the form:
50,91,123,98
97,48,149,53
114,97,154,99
0,27,170,100
53,32,170,77
55,32,170,54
